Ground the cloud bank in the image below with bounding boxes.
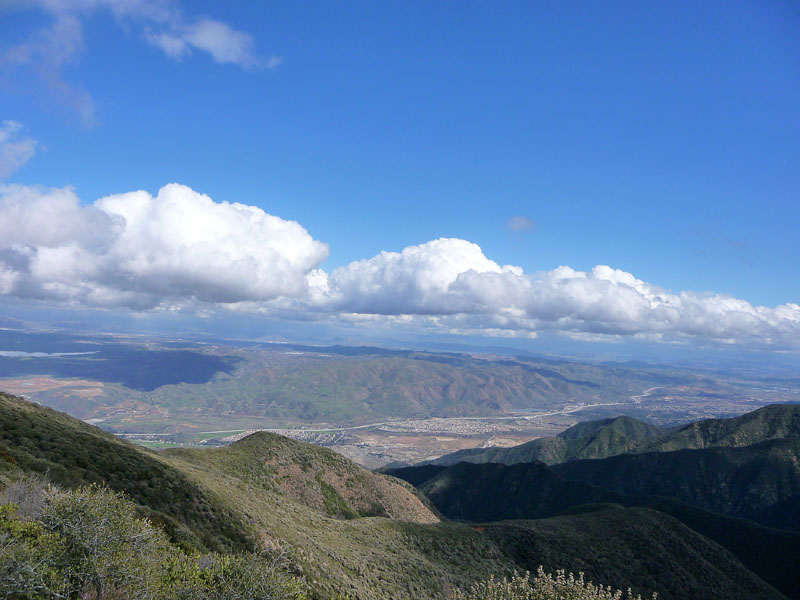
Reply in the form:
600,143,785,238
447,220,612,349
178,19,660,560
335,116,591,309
0,183,328,309
302,240,800,345
1,183,798,347
2,0,276,124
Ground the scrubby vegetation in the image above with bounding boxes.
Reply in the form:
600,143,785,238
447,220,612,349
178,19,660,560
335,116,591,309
0,483,306,600
455,569,656,600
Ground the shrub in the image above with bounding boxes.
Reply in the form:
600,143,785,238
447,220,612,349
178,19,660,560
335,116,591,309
454,567,657,600
0,484,308,600
0,503,68,599
161,551,307,600
40,484,169,599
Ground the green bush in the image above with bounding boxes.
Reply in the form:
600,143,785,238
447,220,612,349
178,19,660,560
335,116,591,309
0,502,67,599
0,484,307,600
161,551,307,600
455,568,656,600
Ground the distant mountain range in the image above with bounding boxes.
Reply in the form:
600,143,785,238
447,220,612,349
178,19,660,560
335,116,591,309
1,391,793,599
2,329,748,426
128,350,689,423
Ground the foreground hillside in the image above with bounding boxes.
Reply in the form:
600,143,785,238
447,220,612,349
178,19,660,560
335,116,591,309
0,391,252,552
0,392,787,599
164,431,437,523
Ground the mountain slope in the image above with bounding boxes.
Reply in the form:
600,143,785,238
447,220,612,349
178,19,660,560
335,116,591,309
16,337,695,426
419,461,623,521
752,494,800,531
428,415,664,466
482,507,785,600
428,403,800,468
173,451,785,600
164,431,437,523
0,391,252,552
552,437,800,526
634,496,800,597
201,353,648,421
389,458,800,598
636,403,800,452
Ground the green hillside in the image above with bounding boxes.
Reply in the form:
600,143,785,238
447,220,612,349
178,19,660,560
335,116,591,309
429,416,664,466
0,391,252,552
481,507,785,600
553,437,800,526
635,496,800,597
164,431,437,523
636,403,800,452
56,346,693,426
388,458,800,598
0,392,788,600
753,494,800,531
429,403,800,468
419,461,622,521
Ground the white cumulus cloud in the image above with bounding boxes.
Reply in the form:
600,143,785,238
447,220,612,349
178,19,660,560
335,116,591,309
0,184,798,348
312,238,523,315
0,183,328,308
298,238,800,346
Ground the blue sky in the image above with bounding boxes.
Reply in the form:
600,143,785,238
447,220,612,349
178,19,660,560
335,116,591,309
1,0,799,352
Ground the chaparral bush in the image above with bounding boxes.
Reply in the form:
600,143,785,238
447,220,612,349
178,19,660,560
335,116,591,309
455,567,657,600
0,484,307,600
